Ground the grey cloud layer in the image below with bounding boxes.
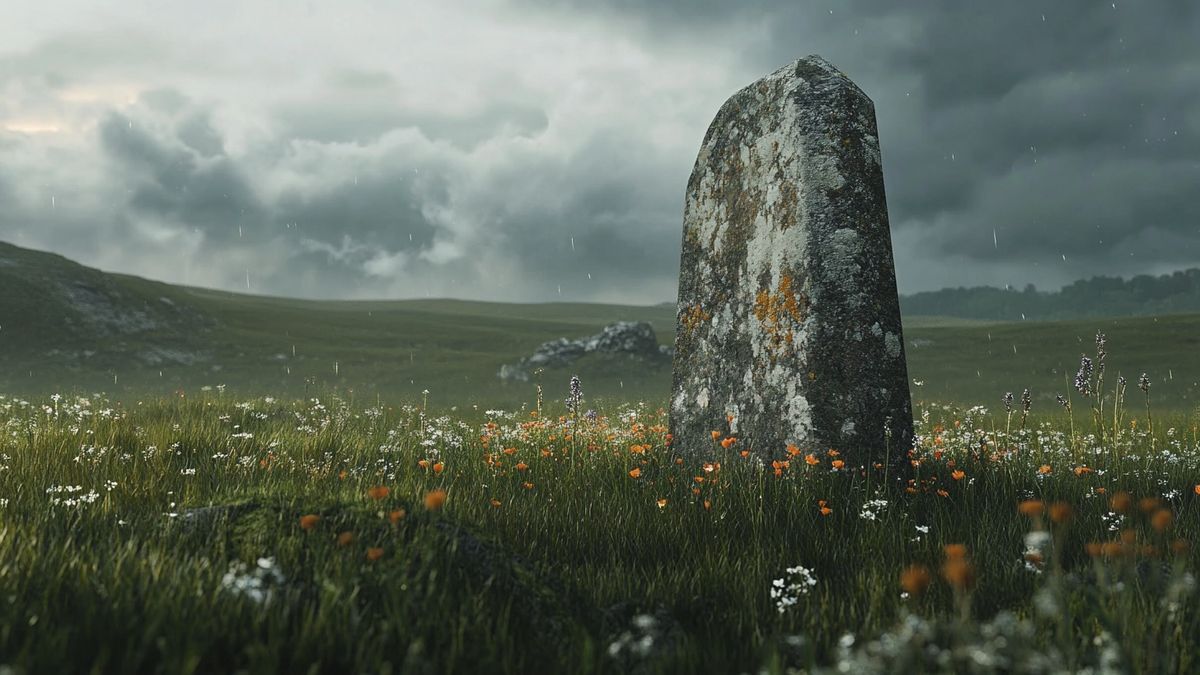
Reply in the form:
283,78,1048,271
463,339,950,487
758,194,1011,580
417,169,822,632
0,0,1197,301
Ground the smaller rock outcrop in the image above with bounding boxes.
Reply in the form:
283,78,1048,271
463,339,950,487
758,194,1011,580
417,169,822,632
498,321,672,382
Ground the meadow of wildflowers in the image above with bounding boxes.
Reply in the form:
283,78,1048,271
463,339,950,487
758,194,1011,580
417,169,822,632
0,362,1198,673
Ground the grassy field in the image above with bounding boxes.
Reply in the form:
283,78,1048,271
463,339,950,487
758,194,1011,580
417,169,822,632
4,240,1200,413
0,379,1198,673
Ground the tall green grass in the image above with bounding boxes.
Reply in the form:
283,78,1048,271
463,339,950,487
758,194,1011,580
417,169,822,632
0,381,1197,673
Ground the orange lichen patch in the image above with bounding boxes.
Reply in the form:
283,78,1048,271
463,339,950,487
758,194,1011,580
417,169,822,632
680,304,712,333
752,273,808,361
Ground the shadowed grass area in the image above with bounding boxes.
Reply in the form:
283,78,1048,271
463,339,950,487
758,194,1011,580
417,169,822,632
0,387,1197,673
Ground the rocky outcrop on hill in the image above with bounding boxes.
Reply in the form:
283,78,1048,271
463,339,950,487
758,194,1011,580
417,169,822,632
498,321,673,382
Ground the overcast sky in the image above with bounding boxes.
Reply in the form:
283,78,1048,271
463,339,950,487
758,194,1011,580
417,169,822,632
1,1,1197,304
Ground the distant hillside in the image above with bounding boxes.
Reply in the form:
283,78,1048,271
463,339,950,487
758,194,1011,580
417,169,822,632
901,269,1200,321
3,240,1200,410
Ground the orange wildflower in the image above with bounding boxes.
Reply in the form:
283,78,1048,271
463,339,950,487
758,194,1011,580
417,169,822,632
1195,485,1200,496
944,544,968,559
720,437,736,449
522,481,534,490
740,450,750,458
1018,500,1044,517
656,498,668,509
515,461,529,472
417,459,430,469
1152,509,1173,532
785,444,800,457
1074,466,1094,476
694,476,705,483
337,531,355,547
433,461,445,475
490,498,502,508
424,488,447,510
366,547,384,562
367,486,390,500
1038,464,1052,475
805,454,819,466
338,470,347,480
389,509,406,524
1049,502,1074,524
711,430,722,440
827,449,840,458
629,467,642,479
703,499,712,511
1139,497,1161,514
831,459,845,470
951,470,965,481
692,487,702,495
1100,541,1125,557
900,564,932,596
818,500,832,516
936,489,950,498
503,447,517,456
1085,542,1103,557
1110,491,1132,513
299,514,321,531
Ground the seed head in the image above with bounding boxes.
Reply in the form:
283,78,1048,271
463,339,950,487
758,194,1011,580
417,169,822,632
1074,356,1093,396
1003,392,1014,413
1138,373,1150,393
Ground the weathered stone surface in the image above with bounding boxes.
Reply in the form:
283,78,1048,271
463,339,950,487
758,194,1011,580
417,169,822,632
669,55,913,473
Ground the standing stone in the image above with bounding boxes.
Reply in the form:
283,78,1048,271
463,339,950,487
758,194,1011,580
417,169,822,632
669,55,913,475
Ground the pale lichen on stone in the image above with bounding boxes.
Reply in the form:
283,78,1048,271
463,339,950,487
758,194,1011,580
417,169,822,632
670,55,913,474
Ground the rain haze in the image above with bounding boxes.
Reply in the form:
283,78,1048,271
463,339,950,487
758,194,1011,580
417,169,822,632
1,0,1197,304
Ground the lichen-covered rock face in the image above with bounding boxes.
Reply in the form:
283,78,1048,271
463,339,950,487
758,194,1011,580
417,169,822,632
670,55,913,474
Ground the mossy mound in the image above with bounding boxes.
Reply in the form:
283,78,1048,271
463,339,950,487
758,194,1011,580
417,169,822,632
169,498,598,672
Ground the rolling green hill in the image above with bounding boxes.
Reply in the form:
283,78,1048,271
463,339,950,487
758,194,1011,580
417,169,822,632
2,240,1198,412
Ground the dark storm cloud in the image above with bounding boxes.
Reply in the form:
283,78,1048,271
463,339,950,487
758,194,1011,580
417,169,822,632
1,0,1197,301
530,0,1200,290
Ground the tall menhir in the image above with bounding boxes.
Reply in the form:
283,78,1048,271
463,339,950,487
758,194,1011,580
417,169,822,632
669,55,914,476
